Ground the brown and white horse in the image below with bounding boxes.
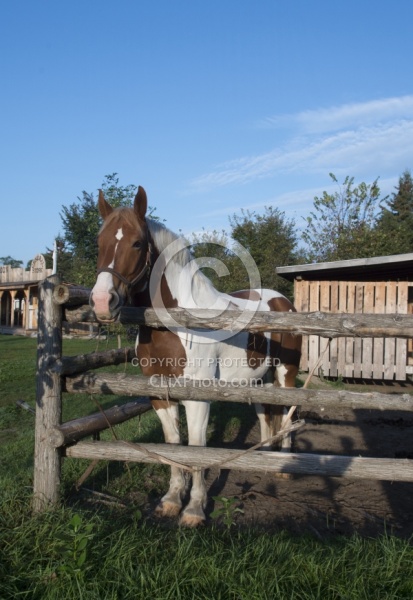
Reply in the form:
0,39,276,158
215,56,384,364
90,186,301,526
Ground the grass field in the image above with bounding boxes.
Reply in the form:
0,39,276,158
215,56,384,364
1,334,413,599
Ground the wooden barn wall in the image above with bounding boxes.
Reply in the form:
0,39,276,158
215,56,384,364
294,280,410,381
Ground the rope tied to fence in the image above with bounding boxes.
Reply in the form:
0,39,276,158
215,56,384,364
72,356,314,487
73,337,334,488
74,395,305,483
73,339,334,490
117,406,305,475
118,378,306,474
96,396,305,474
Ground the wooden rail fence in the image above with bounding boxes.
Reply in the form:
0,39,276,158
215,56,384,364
33,277,413,512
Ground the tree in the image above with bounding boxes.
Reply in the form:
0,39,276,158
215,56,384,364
0,256,23,268
302,174,385,263
229,206,302,299
190,229,244,294
190,208,301,299
377,170,413,254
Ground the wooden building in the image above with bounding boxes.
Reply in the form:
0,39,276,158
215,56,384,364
0,255,53,333
277,253,413,381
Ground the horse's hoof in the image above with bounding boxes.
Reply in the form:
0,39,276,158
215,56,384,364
154,501,181,518
179,512,205,528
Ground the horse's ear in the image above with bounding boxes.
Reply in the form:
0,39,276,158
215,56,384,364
98,190,113,220
134,186,147,221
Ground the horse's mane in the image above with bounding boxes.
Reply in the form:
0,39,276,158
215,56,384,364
147,218,192,267
147,218,221,300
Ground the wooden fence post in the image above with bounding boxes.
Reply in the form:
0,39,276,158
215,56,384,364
33,275,63,512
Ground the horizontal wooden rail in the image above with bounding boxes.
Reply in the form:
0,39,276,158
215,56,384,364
64,304,96,323
119,307,413,338
64,441,413,482
50,398,152,447
54,347,135,376
64,372,413,412
53,284,91,306
61,302,413,339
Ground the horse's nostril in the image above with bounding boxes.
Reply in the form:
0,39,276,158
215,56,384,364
89,294,95,309
109,290,120,310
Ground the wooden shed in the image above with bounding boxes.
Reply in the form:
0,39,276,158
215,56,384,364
277,253,413,382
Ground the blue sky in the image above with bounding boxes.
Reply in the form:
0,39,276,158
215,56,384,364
2,0,413,267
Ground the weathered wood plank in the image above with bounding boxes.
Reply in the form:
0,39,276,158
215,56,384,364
54,347,135,376
329,281,339,377
120,307,413,338
362,282,375,379
64,441,413,482
345,283,356,378
295,280,309,371
384,282,397,379
308,281,320,373
64,305,96,323
408,286,413,364
53,284,91,307
320,282,330,376
353,283,364,378
396,282,408,381
50,398,152,447
33,276,63,511
64,371,413,412
337,282,347,377
373,283,386,379
61,301,413,338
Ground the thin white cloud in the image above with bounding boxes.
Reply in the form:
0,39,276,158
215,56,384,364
195,177,399,240
196,187,323,219
189,104,413,192
261,95,413,134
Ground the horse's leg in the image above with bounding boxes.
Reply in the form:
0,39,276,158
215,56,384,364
179,399,210,527
151,399,186,518
255,364,298,451
275,363,299,452
255,370,277,448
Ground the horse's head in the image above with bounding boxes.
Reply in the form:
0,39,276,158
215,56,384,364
90,186,152,322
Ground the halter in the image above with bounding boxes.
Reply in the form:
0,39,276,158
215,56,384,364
97,241,153,300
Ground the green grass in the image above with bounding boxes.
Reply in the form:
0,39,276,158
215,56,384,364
2,491,413,599
2,334,413,599
0,333,169,501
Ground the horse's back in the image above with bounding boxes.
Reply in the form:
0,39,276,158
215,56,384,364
183,288,301,384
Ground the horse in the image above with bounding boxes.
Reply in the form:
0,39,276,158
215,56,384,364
90,186,302,527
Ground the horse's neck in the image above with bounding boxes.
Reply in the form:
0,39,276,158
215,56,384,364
144,222,227,310
162,260,225,310
132,266,223,310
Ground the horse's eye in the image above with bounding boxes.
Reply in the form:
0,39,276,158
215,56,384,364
132,241,142,249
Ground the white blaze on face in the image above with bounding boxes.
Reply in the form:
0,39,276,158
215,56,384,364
91,227,123,318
